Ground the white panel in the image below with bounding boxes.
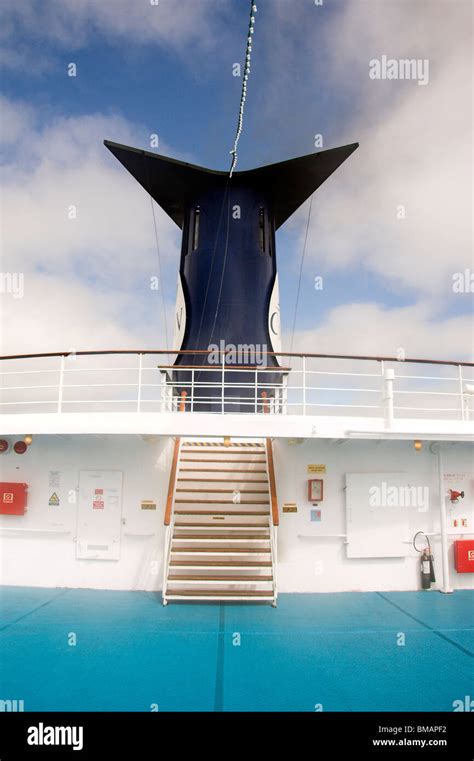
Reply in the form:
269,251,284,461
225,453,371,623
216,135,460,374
172,274,186,351
76,470,123,560
345,473,414,558
268,274,282,363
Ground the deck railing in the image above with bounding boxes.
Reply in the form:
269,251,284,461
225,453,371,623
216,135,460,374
0,349,473,423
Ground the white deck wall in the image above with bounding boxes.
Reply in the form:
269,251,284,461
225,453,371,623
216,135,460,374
273,438,473,593
0,434,472,593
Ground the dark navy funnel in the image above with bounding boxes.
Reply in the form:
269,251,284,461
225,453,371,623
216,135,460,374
104,139,358,410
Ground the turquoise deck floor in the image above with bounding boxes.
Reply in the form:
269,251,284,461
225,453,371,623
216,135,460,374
0,587,472,712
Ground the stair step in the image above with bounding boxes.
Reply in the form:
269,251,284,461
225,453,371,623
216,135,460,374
166,589,274,597
183,441,265,449
171,546,271,553
176,488,269,494
173,533,270,540
179,468,267,474
177,478,268,483
169,560,272,567
181,449,265,456
168,575,273,581
175,499,269,505
180,459,265,464
174,510,270,516
174,522,270,528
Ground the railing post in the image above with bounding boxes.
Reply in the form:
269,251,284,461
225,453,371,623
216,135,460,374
57,355,65,413
137,353,143,412
437,444,453,593
383,366,395,428
458,365,465,421
221,353,225,414
254,369,258,413
191,369,195,413
302,356,306,415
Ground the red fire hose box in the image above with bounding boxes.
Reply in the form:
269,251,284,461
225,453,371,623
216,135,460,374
0,483,28,515
454,540,474,573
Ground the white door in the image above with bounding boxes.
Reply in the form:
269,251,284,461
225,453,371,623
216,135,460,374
345,473,410,558
76,470,123,560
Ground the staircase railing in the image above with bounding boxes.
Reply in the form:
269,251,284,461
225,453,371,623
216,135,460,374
263,393,279,605
162,395,186,604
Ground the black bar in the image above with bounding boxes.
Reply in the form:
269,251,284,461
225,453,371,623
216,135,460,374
0,711,472,758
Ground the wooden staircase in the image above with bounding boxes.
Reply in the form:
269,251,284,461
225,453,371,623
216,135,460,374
162,437,278,605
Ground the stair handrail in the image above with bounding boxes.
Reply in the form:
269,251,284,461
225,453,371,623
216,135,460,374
162,431,183,603
262,392,279,528
265,437,279,527
263,410,279,605
164,436,181,526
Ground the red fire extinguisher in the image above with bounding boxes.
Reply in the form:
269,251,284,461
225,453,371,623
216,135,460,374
413,531,436,590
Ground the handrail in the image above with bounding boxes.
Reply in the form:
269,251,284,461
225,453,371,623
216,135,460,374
266,437,279,527
262,393,279,526
164,437,180,526
0,349,472,367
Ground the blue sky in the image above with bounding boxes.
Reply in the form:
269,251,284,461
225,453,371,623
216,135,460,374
1,0,472,360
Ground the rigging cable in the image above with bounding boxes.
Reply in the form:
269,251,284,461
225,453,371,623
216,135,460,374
206,190,232,354
289,192,315,355
194,178,231,359
149,195,170,353
142,151,170,361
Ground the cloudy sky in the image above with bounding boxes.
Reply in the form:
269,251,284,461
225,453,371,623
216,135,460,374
0,0,472,360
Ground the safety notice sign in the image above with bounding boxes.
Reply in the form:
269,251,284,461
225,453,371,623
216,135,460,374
93,488,104,509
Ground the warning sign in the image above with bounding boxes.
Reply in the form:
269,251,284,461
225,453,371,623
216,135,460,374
49,492,60,507
282,502,298,513
308,464,326,474
93,488,104,509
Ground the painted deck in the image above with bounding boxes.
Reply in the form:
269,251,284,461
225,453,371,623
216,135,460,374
0,587,472,712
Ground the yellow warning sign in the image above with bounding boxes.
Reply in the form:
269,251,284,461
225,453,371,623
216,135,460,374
48,492,60,506
308,464,326,474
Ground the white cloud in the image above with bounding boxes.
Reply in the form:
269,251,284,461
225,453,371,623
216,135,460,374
265,0,473,298
0,274,160,355
1,102,182,289
288,301,473,363
0,0,221,52
0,97,181,355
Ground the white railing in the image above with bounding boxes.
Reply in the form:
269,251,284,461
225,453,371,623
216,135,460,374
0,350,473,423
